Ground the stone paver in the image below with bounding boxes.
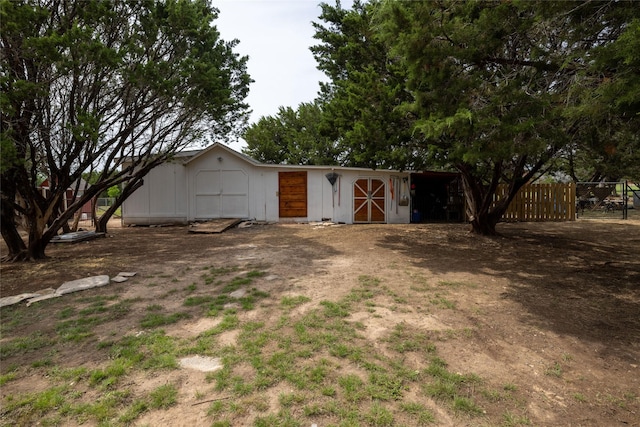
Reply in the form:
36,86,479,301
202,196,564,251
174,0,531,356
179,355,223,372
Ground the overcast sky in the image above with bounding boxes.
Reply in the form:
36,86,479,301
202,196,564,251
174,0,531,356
212,0,352,151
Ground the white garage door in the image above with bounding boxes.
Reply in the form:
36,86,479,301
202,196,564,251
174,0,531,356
195,169,249,218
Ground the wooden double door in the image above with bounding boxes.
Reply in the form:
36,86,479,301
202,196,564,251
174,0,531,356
354,178,386,223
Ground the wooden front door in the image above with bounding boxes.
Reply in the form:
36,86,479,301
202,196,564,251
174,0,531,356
279,171,307,217
354,178,386,223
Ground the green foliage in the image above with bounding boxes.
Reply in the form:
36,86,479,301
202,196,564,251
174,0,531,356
149,384,178,409
562,17,640,181
0,331,55,358
377,0,640,233
243,102,340,165
106,185,121,198
311,1,422,170
246,1,424,169
0,0,251,259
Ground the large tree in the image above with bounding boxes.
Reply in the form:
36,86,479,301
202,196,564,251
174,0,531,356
245,1,425,170
1,0,250,260
311,0,423,170
243,102,340,166
562,16,640,183
379,0,638,234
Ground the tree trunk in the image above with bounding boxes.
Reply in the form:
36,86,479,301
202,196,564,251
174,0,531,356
70,211,81,232
91,198,98,229
51,199,71,233
0,175,28,260
94,202,112,233
458,163,512,236
458,162,532,236
468,211,502,235
95,179,144,233
1,215,48,261
0,207,27,261
27,235,47,260
24,211,49,260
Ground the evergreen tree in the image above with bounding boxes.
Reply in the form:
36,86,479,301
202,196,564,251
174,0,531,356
312,0,423,170
243,102,339,165
378,0,638,234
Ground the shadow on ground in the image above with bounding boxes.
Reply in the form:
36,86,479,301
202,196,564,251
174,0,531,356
377,221,640,363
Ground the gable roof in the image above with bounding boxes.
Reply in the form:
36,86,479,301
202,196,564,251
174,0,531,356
183,142,410,174
183,142,263,166
40,177,90,191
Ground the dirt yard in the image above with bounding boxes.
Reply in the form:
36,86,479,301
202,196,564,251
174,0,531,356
1,217,639,426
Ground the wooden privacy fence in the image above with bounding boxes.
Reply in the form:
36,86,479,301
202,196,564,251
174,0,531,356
495,183,576,222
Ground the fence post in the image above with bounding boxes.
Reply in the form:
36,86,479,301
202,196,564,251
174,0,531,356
624,180,628,220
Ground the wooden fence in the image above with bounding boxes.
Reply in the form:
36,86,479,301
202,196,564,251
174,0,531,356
495,183,576,222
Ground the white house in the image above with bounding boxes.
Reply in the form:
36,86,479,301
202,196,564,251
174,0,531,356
122,143,465,225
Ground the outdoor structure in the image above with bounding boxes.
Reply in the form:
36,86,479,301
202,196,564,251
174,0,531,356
122,143,577,226
122,143,422,225
39,177,94,220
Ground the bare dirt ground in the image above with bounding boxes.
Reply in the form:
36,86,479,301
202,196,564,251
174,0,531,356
1,216,639,426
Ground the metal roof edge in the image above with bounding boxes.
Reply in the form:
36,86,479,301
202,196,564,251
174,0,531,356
177,143,458,176
183,142,263,166
183,143,414,174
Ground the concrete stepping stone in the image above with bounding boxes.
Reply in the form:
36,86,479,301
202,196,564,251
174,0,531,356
0,293,42,308
118,272,137,277
179,355,223,372
26,293,61,306
56,275,110,295
112,272,137,283
228,288,246,298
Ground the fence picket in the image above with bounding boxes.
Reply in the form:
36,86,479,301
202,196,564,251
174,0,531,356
495,183,575,222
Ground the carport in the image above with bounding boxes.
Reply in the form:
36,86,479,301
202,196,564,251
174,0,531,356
410,172,464,223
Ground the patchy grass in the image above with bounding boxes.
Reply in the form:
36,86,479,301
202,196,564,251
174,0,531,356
176,273,488,425
140,311,191,328
0,267,491,426
0,331,55,358
149,384,178,409
545,362,563,378
2,257,616,427
185,270,271,317
280,295,311,309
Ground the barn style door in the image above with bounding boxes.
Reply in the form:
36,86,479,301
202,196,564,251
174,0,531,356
279,171,307,218
194,169,248,219
354,178,386,223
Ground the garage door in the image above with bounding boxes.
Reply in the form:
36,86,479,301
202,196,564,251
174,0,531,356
354,178,386,223
195,169,248,218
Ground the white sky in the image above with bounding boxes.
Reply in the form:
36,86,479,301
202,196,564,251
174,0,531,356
212,0,352,151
